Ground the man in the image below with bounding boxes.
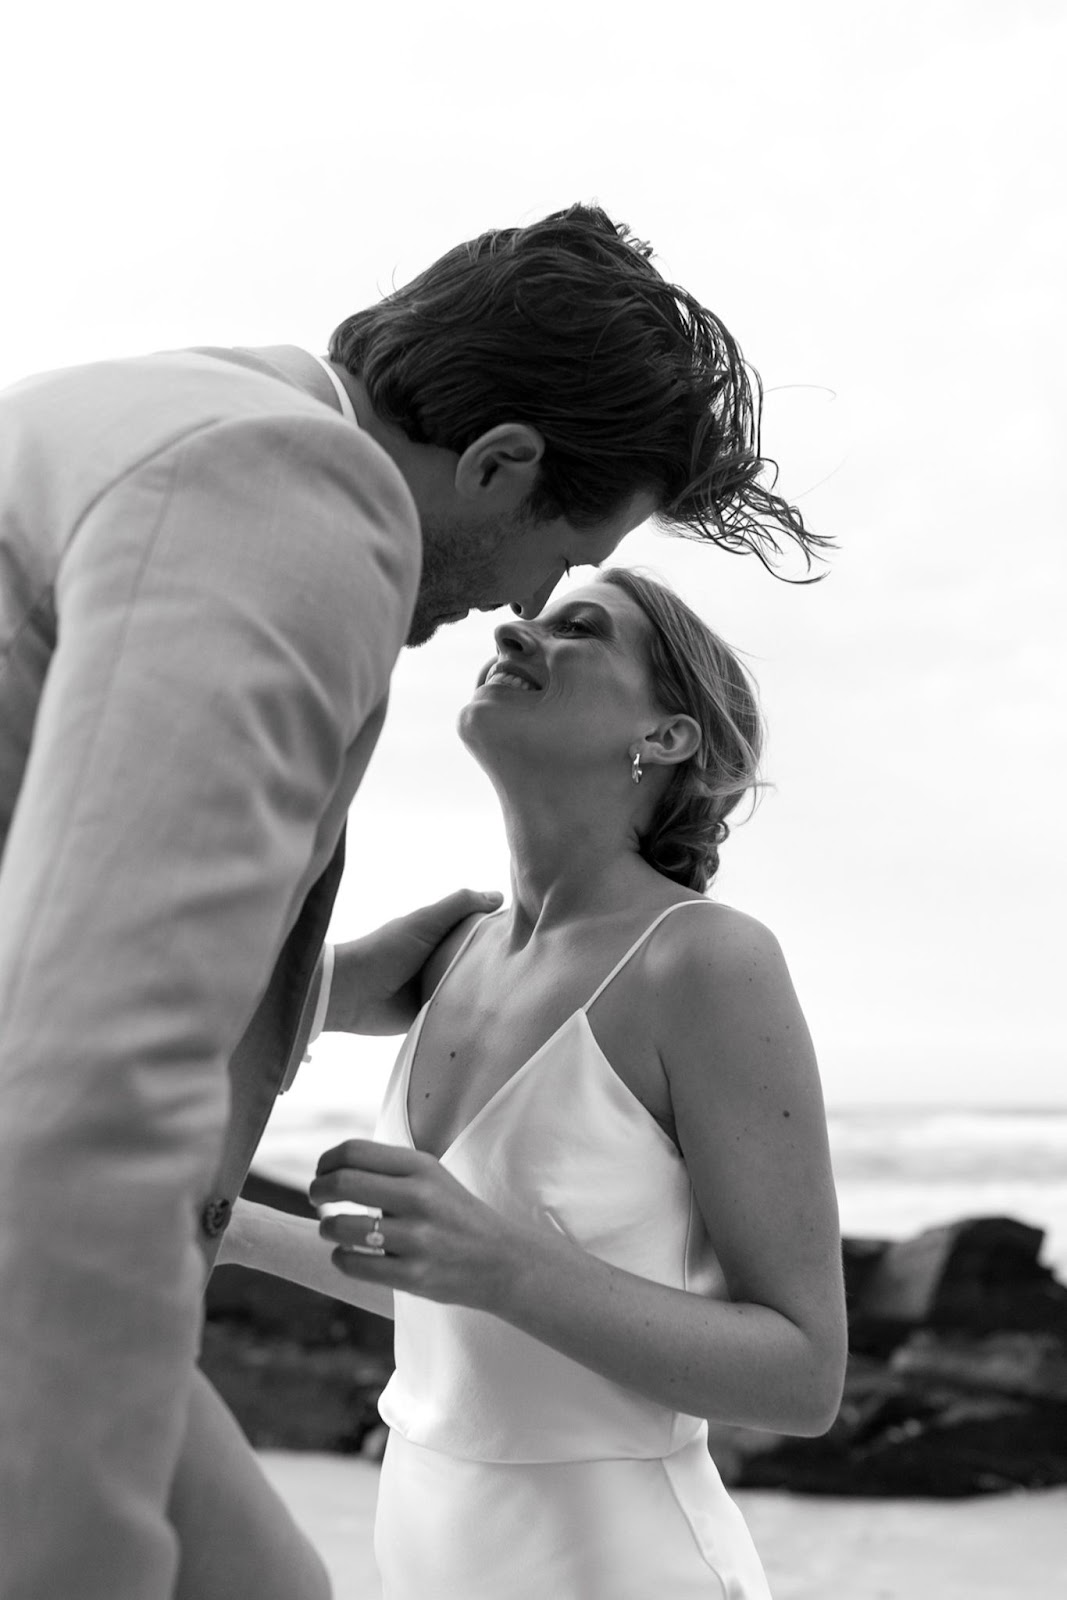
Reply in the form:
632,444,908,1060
0,204,820,1600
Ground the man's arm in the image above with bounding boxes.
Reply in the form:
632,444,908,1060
317,891,502,1038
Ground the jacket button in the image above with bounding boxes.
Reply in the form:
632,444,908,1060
201,1197,232,1238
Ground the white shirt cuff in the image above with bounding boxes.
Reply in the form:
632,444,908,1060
304,942,336,1060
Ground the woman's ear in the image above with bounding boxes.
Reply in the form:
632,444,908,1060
643,714,702,769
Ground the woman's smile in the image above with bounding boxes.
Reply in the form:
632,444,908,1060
484,671,539,692
477,659,545,692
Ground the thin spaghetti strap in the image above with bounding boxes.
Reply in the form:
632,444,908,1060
582,901,715,1014
426,905,506,1006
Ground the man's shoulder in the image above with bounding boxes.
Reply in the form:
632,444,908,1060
133,349,413,507
165,343,333,406
5,344,336,430
0,345,325,445
4,345,419,522
113,344,335,418
0,346,421,603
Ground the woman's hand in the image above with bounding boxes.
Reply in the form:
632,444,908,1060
327,888,502,1036
308,1139,525,1312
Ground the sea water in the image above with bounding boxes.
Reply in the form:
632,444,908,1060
825,1106,1067,1277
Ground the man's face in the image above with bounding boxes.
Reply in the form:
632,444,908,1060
406,489,658,647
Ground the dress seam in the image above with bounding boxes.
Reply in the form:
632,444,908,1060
657,1448,730,1600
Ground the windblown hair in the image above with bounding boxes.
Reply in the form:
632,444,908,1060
329,204,831,576
602,568,764,892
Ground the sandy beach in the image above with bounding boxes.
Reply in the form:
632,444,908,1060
258,1450,1067,1599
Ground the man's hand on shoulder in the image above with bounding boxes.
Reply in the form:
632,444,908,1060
326,889,503,1037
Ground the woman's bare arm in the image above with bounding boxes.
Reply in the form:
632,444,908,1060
658,904,847,1426
485,907,847,1434
219,1199,395,1322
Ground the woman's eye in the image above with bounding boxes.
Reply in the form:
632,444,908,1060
554,616,591,635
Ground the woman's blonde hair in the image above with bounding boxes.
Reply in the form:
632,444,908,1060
602,568,765,891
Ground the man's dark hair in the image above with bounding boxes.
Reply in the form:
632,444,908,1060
329,203,831,575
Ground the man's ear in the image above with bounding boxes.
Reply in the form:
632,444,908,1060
643,714,702,769
454,423,545,502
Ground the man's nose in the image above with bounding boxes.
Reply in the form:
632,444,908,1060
509,573,559,619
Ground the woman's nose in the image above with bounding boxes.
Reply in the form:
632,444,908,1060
493,617,537,655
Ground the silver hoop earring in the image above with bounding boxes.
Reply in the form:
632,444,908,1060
631,751,643,785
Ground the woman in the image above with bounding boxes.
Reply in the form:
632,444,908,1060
225,568,847,1598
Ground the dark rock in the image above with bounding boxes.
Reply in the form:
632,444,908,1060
703,1421,790,1487
737,1390,1067,1496
841,1235,893,1307
890,1329,1067,1402
729,1218,1067,1495
205,1259,395,1357
199,1322,391,1454
848,1216,1067,1355
241,1169,318,1217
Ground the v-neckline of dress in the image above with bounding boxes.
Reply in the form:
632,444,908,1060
401,900,708,1163
402,1003,589,1163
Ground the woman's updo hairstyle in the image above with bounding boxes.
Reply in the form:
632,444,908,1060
601,568,765,892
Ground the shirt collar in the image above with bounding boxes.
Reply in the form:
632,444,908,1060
309,353,358,422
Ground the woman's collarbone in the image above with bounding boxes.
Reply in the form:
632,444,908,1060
418,972,678,1150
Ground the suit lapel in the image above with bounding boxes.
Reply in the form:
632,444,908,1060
199,833,346,1273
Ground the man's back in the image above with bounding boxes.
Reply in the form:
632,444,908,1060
0,346,419,850
0,344,420,1600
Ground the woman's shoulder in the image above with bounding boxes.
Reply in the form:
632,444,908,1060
644,898,804,1084
644,897,788,999
418,910,497,1007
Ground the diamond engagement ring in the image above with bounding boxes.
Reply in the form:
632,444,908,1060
364,1216,386,1251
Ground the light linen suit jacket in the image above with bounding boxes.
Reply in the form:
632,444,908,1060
0,344,421,1600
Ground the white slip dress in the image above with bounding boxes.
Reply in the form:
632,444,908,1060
370,904,774,1599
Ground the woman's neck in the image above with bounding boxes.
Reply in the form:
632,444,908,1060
499,802,652,944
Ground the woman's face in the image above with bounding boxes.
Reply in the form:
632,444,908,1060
458,579,666,780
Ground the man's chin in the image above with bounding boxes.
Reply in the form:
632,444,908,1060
404,603,439,648
405,607,472,648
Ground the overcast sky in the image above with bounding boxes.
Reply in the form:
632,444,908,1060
2,1,1063,1112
